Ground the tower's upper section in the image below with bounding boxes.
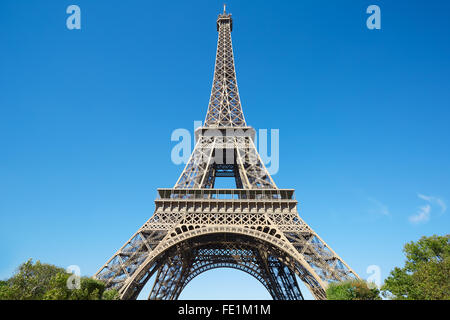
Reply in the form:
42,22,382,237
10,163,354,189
216,7,233,31
204,7,246,128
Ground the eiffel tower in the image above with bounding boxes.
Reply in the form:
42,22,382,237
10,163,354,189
94,6,359,300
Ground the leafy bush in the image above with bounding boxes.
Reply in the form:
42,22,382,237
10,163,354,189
326,279,381,300
0,259,119,300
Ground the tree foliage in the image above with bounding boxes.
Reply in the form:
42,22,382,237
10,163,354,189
0,259,119,300
381,234,450,300
326,279,381,300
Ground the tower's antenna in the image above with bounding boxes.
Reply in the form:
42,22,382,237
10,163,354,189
223,4,226,14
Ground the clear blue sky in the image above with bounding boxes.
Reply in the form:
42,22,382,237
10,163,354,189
1,0,449,299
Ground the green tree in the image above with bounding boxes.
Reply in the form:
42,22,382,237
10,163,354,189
42,273,106,300
102,289,120,300
381,234,450,300
0,259,120,300
0,280,13,300
1,259,65,300
326,279,381,300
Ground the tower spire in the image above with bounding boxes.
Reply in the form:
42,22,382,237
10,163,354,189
206,6,244,127
223,4,226,14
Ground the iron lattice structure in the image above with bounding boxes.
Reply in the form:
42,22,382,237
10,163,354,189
94,8,359,300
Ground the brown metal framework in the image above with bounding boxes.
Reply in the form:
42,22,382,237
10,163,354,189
94,8,359,300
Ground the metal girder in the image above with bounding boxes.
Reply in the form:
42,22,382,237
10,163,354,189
174,135,277,189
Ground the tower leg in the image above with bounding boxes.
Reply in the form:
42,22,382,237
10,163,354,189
148,247,194,300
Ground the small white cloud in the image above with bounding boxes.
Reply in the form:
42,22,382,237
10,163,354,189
409,204,431,224
368,198,390,216
417,194,446,214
